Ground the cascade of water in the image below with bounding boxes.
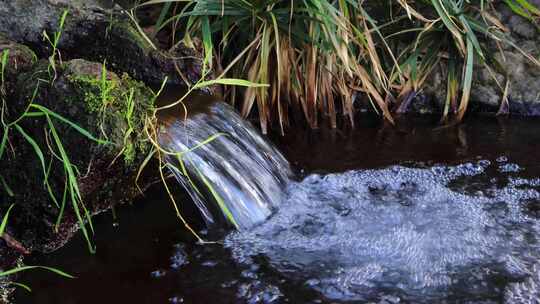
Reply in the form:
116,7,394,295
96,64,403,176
158,98,291,230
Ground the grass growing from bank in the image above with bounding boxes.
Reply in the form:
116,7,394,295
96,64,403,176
136,0,540,133
0,204,74,293
0,11,109,254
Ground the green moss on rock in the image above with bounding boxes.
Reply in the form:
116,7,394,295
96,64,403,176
60,59,154,165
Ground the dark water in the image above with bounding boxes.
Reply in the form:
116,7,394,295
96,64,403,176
15,116,540,304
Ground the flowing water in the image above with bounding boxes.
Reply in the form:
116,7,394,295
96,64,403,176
14,110,540,303
157,97,290,230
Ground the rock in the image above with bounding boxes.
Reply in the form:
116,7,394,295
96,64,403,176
417,3,540,117
0,58,155,264
0,0,204,86
0,35,37,98
508,15,537,39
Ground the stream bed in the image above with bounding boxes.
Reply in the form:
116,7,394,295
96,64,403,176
15,116,540,303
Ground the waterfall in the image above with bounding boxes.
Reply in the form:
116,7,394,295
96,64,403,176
158,97,291,230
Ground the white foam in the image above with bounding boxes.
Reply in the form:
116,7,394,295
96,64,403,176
226,163,540,302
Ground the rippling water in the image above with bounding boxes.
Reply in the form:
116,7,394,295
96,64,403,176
14,116,540,304
227,160,540,303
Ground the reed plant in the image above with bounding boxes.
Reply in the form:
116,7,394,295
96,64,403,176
137,0,540,132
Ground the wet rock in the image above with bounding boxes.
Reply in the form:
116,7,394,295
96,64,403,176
0,58,155,266
0,0,204,86
0,35,37,98
412,4,540,116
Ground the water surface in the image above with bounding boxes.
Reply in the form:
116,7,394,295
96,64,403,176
15,116,540,303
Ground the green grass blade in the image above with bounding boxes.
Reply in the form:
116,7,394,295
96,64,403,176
54,176,69,231
1,49,8,87
193,78,269,89
46,115,95,253
154,2,173,37
177,133,225,156
0,175,14,197
9,282,32,293
176,155,203,196
514,0,540,15
14,124,48,180
0,204,15,236
0,128,8,160
457,37,475,120
30,104,109,145
194,166,239,229
201,15,213,73
0,265,74,278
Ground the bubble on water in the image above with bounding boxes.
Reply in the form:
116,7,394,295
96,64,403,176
226,163,540,302
202,260,218,267
478,159,492,168
168,296,184,303
499,163,522,173
237,281,282,304
151,269,167,278
170,245,189,269
505,264,540,304
497,156,509,163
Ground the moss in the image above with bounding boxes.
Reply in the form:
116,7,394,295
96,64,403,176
63,60,154,165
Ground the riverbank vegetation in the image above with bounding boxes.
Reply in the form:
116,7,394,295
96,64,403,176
0,0,539,299
133,0,540,133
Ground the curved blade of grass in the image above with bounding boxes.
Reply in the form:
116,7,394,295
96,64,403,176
46,115,95,253
14,125,47,179
14,124,59,207
1,49,8,87
9,282,32,293
177,133,226,157
153,2,173,38
193,78,269,89
30,104,108,145
0,128,8,160
175,154,203,196
0,265,74,278
0,204,15,236
0,175,14,197
194,165,239,229
136,148,157,194
201,15,213,73
431,0,466,53
457,38,475,121
54,177,69,232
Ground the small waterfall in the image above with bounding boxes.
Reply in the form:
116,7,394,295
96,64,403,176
158,97,290,230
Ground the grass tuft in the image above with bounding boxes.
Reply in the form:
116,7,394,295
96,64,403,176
137,0,540,128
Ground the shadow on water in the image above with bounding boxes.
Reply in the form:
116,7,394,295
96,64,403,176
14,111,540,304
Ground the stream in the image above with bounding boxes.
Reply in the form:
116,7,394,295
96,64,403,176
15,115,540,303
